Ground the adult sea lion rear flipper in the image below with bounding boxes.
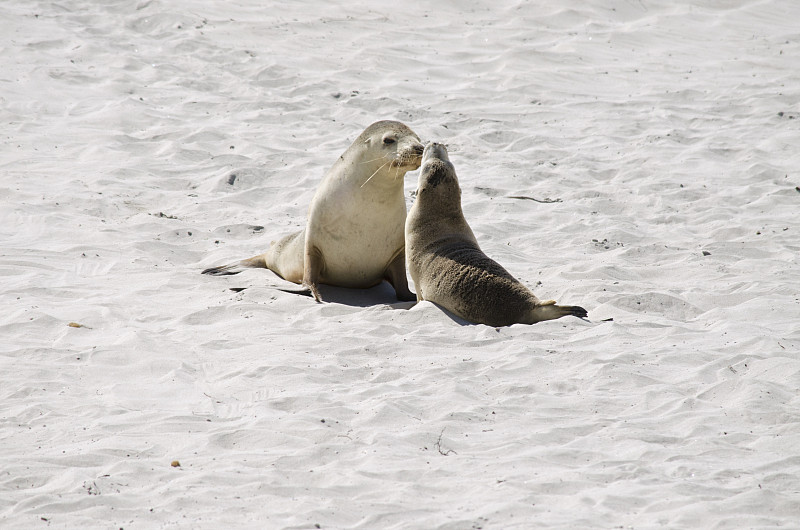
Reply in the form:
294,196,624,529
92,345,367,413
203,230,305,278
202,255,267,276
276,287,314,297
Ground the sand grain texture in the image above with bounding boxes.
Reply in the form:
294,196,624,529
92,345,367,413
2,0,799,528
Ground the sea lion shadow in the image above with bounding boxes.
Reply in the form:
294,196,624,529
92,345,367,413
421,300,595,327
412,300,475,326
436,307,475,326
314,282,408,308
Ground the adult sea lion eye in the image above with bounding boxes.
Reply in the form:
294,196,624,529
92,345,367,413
383,137,396,145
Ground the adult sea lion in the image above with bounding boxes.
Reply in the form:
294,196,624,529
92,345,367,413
405,142,588,326
203,120,424,302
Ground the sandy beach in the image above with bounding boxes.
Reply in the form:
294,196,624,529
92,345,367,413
2,0,799,528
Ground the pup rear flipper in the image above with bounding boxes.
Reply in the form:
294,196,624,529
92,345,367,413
527,302,588,323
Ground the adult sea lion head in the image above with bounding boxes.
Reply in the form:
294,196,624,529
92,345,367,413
353,120,424,178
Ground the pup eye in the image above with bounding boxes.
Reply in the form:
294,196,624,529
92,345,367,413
383,137,396,145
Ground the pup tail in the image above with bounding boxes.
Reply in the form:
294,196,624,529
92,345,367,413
526,299,588,323
201,255,267,276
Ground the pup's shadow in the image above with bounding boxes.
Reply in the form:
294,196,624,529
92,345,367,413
312,286,475,323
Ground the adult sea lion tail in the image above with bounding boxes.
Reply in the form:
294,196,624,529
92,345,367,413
201,255,267,276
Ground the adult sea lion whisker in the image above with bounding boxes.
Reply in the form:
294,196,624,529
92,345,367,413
360,159,391,188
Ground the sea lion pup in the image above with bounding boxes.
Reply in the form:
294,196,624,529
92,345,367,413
203,120,424,302
405,142,588,326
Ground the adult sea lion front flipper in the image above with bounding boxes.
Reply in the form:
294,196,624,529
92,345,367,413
383,249,415,302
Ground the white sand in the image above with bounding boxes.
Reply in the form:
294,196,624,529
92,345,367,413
2,0,799,528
